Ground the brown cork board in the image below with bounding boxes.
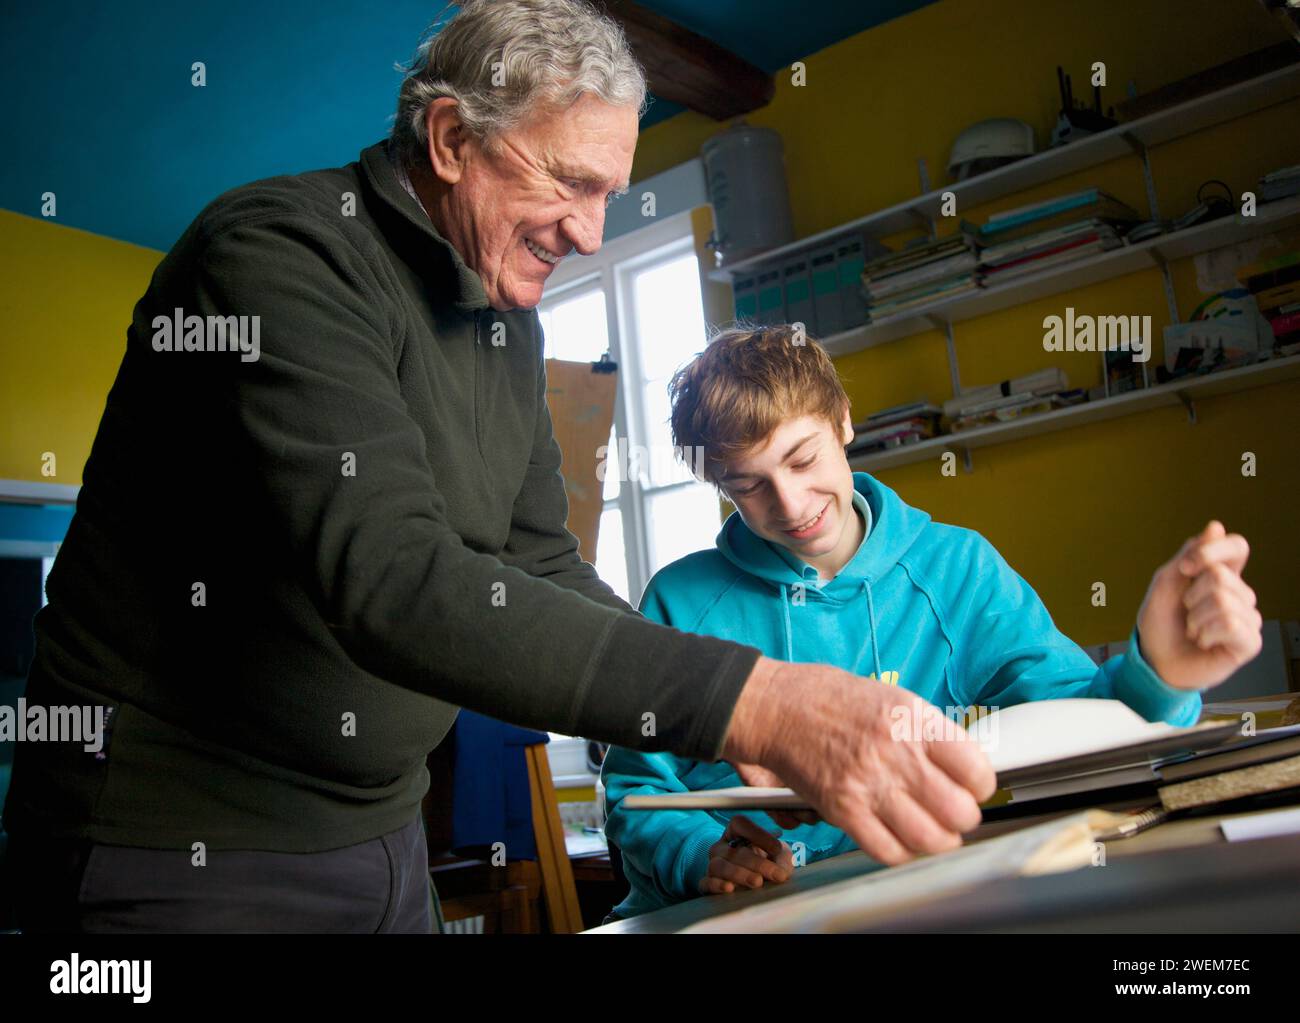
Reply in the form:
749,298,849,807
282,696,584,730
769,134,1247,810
544,359,618,563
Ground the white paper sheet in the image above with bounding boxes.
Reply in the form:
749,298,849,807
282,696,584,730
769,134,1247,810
1220,807,1300,843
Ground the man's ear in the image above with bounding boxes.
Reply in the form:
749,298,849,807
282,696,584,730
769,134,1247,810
424,98,470,186
839,406,855,447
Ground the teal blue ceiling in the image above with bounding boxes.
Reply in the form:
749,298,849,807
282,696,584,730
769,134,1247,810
0,1,938,252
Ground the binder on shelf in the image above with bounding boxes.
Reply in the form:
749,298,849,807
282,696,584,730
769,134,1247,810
755,268,784,326
732,274,757,322
811,245,844,336
837,236,869,329
782,256,815,334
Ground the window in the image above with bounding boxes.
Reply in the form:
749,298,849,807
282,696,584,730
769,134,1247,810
538,212,722,609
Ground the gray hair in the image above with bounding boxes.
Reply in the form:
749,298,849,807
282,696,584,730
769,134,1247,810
392,0,648,167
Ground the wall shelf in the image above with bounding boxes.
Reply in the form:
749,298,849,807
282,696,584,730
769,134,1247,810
703,56,1300,475
0,479,81,505
708,61,1300,282
848,354,1300,473
820,196,1300,355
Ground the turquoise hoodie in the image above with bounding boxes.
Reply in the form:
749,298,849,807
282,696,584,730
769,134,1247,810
602,471,1200,919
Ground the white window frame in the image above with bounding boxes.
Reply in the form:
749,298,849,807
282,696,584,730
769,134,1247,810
540,209,703,606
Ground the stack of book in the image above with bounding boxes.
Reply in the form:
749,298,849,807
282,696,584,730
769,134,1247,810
859,235,979,321
943,367,1084,432
1238,249,1300,351
846,401,941,455
627,698,1300,934
966,188,1140,284
985,699,1300,821
1259,164,1300,205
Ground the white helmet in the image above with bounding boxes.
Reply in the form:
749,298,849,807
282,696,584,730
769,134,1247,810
947,118,1036,181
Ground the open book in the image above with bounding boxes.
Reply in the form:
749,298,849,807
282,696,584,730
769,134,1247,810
621,699,1240,812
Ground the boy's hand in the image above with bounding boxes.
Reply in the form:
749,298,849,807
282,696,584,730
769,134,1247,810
1136,521,1263,690
699,814,794,895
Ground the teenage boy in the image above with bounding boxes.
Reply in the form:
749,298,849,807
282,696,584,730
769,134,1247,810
602,324,1260,919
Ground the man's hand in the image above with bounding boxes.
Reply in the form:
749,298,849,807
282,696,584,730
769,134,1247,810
722,658,996,867
699,814,794,895
1137,521,1263,690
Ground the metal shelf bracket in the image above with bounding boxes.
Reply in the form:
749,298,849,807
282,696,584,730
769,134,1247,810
942,445,975,474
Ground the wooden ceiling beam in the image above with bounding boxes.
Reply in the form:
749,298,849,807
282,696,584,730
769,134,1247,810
604,1,775,120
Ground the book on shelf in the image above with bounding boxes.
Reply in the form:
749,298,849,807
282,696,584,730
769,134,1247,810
981,231,1121,282
863,250,980,299
1261,163,1300,184
1235,248,1300,295
1257,283,1300,309
942,367,1069,418
846,417,939,454
866,274,979,320
1259,164,1300,203
949,393,1073,431
1268,309,1300,342
963,188,1140,244
983,188,1107,226
979,219,1122,265
861,234,971,278
853,400,942,428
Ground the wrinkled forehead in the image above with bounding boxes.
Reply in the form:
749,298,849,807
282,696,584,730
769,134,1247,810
505,95,637,187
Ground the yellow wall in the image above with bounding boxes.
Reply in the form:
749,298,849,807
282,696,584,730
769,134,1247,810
637,0,1300,646
0,210,163,485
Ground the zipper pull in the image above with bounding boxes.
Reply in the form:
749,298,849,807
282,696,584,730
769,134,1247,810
94,705,117,762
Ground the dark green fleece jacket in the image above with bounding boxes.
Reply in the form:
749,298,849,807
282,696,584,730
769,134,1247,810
2,140,760,852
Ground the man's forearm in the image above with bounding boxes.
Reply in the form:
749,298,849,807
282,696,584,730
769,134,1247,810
506,552,635,614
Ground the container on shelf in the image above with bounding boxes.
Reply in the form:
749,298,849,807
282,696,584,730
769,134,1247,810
702,122,796,268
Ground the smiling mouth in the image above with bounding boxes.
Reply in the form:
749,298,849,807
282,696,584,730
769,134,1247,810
524,237,563,265
783,501,830,537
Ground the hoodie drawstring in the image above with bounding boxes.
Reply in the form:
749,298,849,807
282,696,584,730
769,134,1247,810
780,579,881,680
860,580,882,681
779,585,794,662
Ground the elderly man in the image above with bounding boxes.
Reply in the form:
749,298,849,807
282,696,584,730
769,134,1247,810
1,0,1257,934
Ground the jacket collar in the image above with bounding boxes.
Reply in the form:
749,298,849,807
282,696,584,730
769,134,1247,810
360,139,490,314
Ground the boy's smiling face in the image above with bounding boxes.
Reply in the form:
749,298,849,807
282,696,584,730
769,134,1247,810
717,410,863,578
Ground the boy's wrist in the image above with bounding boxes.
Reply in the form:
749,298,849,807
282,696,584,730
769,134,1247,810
1115,625,1202,724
